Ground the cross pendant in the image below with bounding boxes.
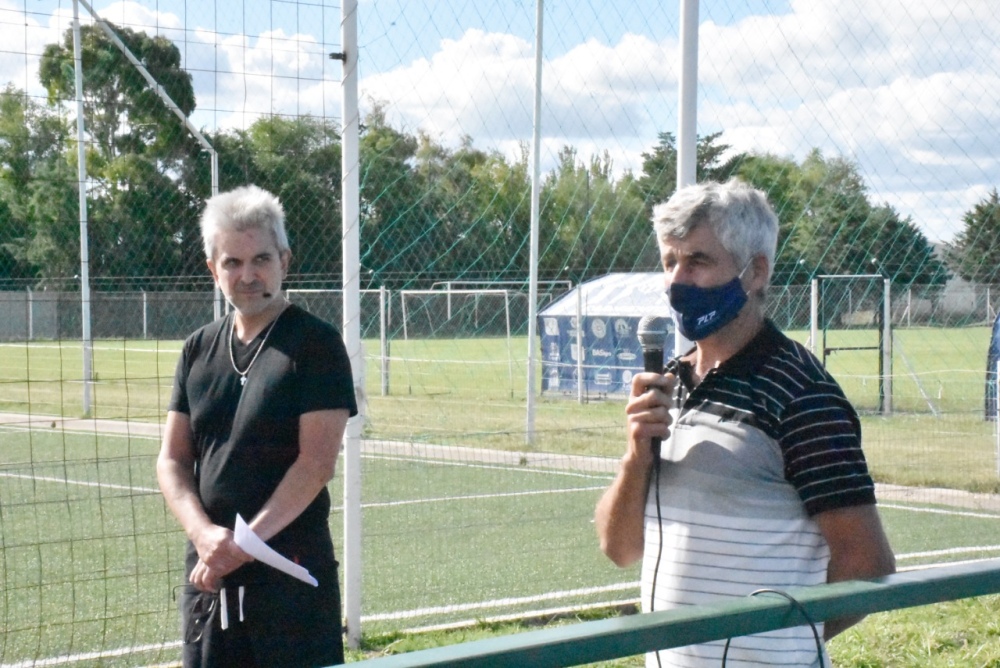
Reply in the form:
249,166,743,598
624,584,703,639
240,375,247,386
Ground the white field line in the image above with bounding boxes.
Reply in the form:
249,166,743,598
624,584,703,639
0,591,640,667
359,546,1000,623
4,413,1000,667
403,599,640,634
881,502,1000,520
5,469,997,566
363,452,614,480
4,457,1000,518
349,485,607,509
0,642,181,668
8,550,1000,668
0,415,619,474
8,414,994,502
0,472,159,494
7,414,1000,514
0,342,178,354
0,469,601,508
361,582,640,621
897,545,1000,561
0,420,163,440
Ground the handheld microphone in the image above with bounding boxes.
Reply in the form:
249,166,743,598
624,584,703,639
637,315,669,458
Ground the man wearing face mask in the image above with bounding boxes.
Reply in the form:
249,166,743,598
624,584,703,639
595,179,896,667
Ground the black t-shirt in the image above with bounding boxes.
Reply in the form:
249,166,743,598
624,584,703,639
169,304,357,580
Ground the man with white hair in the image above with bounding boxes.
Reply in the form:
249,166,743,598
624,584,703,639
157,185,356,667
596,179,896,667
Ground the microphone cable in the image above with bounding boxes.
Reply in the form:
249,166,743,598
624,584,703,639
645,361,824,668
720,588,825,668
648,357,683,668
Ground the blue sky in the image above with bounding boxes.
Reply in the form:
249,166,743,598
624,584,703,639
1,0,996,242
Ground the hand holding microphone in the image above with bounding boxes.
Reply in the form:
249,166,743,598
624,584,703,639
627,316,675,460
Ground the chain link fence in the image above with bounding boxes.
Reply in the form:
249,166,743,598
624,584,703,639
2,0,1000,664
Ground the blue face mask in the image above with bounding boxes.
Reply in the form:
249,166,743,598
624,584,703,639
668,267,749,341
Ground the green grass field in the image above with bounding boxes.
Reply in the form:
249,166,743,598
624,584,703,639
1,327,999,666
2,424,999,667
7,328,991,490
343,594,1000,667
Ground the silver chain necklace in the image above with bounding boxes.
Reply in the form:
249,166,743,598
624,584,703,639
228,305,288,387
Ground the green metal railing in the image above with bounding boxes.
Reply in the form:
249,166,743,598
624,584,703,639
339,559,1000,667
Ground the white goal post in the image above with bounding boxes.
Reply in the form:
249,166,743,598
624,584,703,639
810,274,892,415
400,288,513,340
69,0,221,414
288,286,544,401
286,288,391,396
399,288,517,396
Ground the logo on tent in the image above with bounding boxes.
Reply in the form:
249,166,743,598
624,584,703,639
591,318,607,338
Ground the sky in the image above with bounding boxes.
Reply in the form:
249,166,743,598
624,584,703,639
1,0,998,243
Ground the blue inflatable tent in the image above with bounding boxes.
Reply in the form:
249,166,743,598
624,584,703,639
538,272,674,397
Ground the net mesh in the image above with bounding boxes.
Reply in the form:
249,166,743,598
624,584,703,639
1,0,999,663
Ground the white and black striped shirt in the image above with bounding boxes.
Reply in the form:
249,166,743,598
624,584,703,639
642,320,875,667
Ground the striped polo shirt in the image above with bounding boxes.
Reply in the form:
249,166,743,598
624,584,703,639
641,320,876,667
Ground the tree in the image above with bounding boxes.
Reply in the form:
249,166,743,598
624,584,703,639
539,147,650,280
855,205,947,287
88,153,197,280
948,189,1000,284
358,103,422,286
737,151,945,287
736,153,812,284
468,145,532,279
409,133,488,278
247,116,343,278
37,24,201,283
635,131,746,213
407,133,534,281
39,22,196,163
23,159,80,282
0,86,71,280
539,146,592,278
635,132,678,211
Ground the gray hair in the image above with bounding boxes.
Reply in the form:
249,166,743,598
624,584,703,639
651,179,778,282
199,185,290,259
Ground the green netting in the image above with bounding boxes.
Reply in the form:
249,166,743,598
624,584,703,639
2,1,1000,664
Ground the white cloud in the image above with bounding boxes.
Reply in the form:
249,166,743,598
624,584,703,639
359,27,678,176
692,0,1000,240
190,28,340,130
82,0,184,35
358,1,1000,241
0,0,996,241
0,0,63,96
0,0,340,132
360,29,537,142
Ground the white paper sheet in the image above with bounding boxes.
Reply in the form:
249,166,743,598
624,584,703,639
233,514,318,586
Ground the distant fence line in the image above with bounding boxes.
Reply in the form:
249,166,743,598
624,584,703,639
0,290,216,341
0,282,997,342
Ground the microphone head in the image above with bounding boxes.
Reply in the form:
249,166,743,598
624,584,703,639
637,315,669,351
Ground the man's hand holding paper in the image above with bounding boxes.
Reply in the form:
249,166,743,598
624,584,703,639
189,523,252,592
233,514,319,586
